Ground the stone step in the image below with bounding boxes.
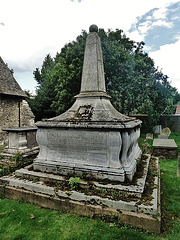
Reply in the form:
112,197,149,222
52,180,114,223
1,175,55,196
0,167,158,215
14,154,151,197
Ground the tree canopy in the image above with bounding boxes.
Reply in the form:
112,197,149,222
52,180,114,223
28,28,180,129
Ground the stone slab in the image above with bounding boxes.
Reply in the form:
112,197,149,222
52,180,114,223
15,154,151,197
0,155,160,233
153,139,177,149
3,127,38,132
0,185,161,233
0,174,157,215
153,139,177,158
0,156,159,216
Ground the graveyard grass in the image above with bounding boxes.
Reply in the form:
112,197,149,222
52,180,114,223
0,133,180,239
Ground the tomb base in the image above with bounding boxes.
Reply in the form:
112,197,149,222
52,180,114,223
33,127,141,182
0,155,161,233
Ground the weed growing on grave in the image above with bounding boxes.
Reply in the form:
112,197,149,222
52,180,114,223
13,151,23,166
68,177,80,190
0,153,36,177
141,140,153,154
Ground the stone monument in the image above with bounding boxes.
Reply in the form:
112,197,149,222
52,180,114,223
0,26,161,232
33,25,142,182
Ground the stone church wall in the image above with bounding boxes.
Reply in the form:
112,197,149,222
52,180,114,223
0,95,35,146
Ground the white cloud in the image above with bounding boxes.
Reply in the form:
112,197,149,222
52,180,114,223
151,19,173,28
0,0,180,93
152,7,167,19
149,39,180,91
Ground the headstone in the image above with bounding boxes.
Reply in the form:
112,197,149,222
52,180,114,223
33,25,142,182
158,134,168,139
161,127,171,137
146,133,153,139
154,125,162,134
177,154,180,177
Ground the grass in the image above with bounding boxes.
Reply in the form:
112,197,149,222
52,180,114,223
0,199,154,240
0,132,180,239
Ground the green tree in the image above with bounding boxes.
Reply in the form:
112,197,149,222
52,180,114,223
31,28,180,129
28,54,56,120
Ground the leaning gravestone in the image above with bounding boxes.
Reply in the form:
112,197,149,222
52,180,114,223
33,24,142,182
158,127,171,139
161,127,171,136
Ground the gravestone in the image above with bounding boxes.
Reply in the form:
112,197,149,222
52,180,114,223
158,127,171,139
33,25,142,182
158,134,168,139
161,127,171,136
154,125,162,134
146,133,153,139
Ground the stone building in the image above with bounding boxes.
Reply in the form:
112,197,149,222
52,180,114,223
0,56,35,146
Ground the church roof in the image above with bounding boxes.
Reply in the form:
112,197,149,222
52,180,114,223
0,56,27,98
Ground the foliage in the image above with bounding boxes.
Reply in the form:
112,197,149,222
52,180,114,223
68,176,80,190
141,140,153,154
0,153,34,177
169,131,180,152
29,28,180,127
28,54,57,121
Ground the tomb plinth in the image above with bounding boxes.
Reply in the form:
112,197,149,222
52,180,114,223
153,139,177,159
33,25,142,182
3,127,39,156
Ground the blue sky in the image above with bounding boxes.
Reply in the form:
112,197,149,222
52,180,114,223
0,0,180,93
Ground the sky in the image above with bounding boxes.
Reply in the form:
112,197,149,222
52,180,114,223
0,0,180,94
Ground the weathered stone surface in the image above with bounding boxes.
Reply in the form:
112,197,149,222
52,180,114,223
0,56,35,145
3,127,39,155
0,156,161,233
153,139,177,148
158,134,168,139
153,139,177,158
154,125,162,134
146,133,153,139
0,185,161,233
1,176,55,196
34,25,141,182
0,156,159,216
160,127,171,137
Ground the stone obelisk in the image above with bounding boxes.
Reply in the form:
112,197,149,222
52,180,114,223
33,25,141,182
